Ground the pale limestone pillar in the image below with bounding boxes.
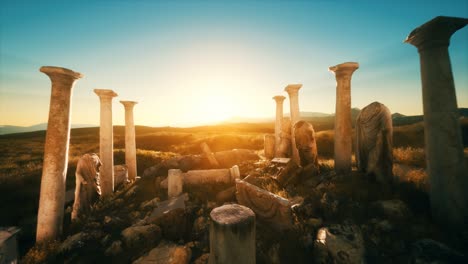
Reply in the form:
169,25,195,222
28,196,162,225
36,66,83,242
329,62,359,175
405,16,468,229
209,204,255,264
168,169,183,198
94,89,118,197
264,134,275,159
284,84,302,165
120,101,138,182
273,95,286,157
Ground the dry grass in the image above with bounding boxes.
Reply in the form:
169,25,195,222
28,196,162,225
393,147,426,167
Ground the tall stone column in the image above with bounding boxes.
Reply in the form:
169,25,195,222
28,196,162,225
405,16,468,229
120,101,138,182
329,62,359,175
36,66,83,242
94,89,118,197
284,84,302,165
273,95,286,157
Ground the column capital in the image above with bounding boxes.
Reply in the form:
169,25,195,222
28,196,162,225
405,16,468,51
272,95,286,103
120,100,138,108
329,62,359,78
40,66,83,81
284,84,302,95
94,89,118,99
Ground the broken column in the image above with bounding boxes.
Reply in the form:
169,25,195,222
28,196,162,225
294,120,320,174
236,179,293,230
284,84,302,164
120,101,138,182
277,118,292,158
273,95,286,157
209,204,255,264
405,16,468,229
356,102,393,184
200,142,220,168
168,169,183,198
184,165,240,185
36,66,83,242
329,62,359,175
94,89,118,197
264,134,275,159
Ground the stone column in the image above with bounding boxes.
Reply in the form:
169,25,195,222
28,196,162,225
209,204,256,264
284,84,302,165
168,169,183,198
273,95,286,157
36,66,83,242
405,16,468,229
264,134,276,159
329,62,359,175
94,89,118,197
120,101,138,182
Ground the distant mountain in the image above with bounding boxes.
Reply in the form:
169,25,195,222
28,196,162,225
0,123,94,135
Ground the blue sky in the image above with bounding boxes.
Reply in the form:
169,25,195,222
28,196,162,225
1,0,467,127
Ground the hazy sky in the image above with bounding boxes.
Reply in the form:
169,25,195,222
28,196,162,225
1,0,467,127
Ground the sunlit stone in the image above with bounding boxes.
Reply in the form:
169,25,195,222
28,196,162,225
120,101,138,182
273,95,286,157
284,84,302,165
36,66,83,242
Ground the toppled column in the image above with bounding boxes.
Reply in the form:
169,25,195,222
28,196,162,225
405,16,468,229
120,101,138,181
264,134,276,159
356,102,393,184
273,95,286,157
184,165,240,185
94,89,118,197
284,84,302,164
72,153,102,221
209,204,255,264
329,62,359,175
200,142,220,168
236,179,293,230
36,66,82,242
168,169,183,198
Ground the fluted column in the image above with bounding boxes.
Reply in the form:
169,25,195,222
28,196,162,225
284,84,302,165
405,16,468,229
273,95,286,157
94,89,118,197
120,101,138,182
36,66,83,242
329,62,359,175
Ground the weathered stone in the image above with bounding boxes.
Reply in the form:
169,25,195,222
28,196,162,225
72,153,102,221
120,101,138,181
94,89,118,197
121,224,161,249
192,216,209,239
317,223,365,264
284,84,302,164
215,186,236,204
276,160,301,187
0,227,20,264
36,66,82,242
168,169,183,198
329,62,359,175
277,118,292,158
294,120,319,171
271,157,291,164
405,16,468,229
114,164,129,188
356,102,393,184
133,240,192,264
200,142,220,168
60,231,103,253
264,134,276,159
104,240,123,256
209,204,255,264
147,194,186,222
371,199,411,221
184,165,240,186
273,95,286,157
147,194,188,240
410,239,465,264
235,179,292,230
